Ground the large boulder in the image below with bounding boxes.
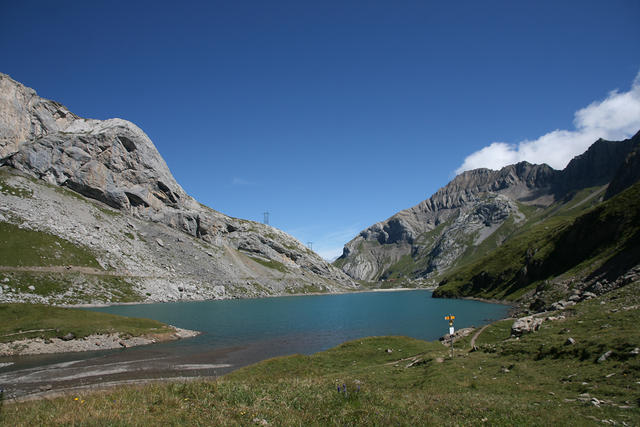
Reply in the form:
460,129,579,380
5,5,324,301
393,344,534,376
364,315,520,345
511,315,545,337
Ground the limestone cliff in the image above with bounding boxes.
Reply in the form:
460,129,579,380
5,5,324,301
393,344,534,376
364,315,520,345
0,73,355,304
336,131,640,282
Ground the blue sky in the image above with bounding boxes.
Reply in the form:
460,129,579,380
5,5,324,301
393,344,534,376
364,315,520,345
2,1,640,259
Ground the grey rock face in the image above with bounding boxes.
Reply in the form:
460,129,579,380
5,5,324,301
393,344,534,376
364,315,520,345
336,131,639,282
0,73,355,302
7,119,190,214
1,73,189,217
337,164,548,281
0,74,78,159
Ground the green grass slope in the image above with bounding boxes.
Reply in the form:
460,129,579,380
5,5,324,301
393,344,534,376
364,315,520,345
371,185,606,283
0,222,101,268
3,282,638,425
433,181,640,300
0,304,174,343
0,211,142,304
450,185,607,273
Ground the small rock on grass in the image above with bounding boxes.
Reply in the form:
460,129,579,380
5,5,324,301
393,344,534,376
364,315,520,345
61,332,75,341
597,350,613,363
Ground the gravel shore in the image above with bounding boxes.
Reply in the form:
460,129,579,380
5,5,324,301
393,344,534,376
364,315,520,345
0,327,199,356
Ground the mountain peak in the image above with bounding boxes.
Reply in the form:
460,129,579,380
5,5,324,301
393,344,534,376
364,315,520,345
336,133,639,282
0,73,356,304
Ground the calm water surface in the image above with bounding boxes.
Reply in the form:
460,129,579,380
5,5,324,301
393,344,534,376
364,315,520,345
0,290,509,398
90,290,508,355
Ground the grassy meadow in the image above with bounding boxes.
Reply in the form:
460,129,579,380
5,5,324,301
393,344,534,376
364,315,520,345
0,304,174,344
2,281,638,426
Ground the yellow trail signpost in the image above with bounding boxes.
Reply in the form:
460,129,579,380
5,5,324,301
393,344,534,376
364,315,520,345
445,314,455,358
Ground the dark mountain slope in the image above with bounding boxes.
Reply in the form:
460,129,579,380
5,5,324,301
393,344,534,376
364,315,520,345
433,180,640,301
604,130,640,199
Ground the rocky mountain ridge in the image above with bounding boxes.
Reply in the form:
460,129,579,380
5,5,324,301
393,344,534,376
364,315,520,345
432,177,640,319
336,130,640,282
0,73,355,304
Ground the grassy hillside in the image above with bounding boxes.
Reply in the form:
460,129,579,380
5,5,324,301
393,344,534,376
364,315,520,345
0,222,101,268
447,185,608,274
0,221,143,303
433,182,640,300
0,304,175,343
0,271,141,304
2,281,638,425
0,221,142,303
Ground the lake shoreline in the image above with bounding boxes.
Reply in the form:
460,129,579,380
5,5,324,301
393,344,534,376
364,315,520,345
4,288,514,356
65,286,434,308
1,290,511,402
0,327,199,357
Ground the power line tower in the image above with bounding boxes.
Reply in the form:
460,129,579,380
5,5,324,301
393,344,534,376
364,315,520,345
307,241,313,250
263,211,270,225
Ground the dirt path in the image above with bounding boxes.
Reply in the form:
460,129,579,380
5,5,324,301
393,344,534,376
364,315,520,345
0,328,56,338
384,321,508,368
469,324,490,348
0,265,126,276
0,265,169,279
470,318,514,348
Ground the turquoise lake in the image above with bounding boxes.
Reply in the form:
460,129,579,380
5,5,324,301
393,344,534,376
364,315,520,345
1,290,510,398
89,290,510,357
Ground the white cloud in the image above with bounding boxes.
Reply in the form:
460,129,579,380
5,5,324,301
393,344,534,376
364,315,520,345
456,72,640,174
